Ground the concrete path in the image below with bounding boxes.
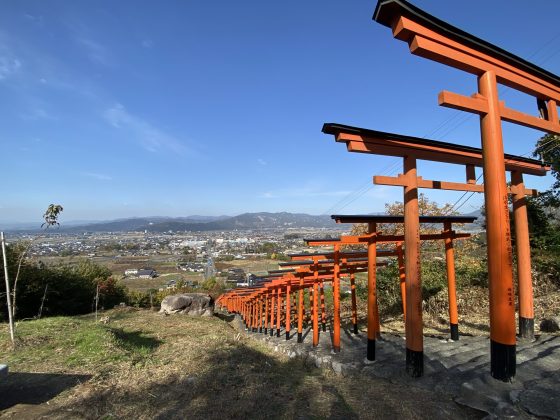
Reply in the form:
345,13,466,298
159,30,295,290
237,318,560,419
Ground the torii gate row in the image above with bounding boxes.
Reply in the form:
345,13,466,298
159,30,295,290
332,0,558,381
305,215,474,359
280,254,401,337
217,261,384,349
217,262,373,321
281,249,404,331
246,265,376,347
219,261,376,330
323,125,548,379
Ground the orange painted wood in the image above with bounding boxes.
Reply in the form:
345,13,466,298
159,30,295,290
337,133,547,176
397,243,406,321
312,281,319,347
511,171,534,324
350,272,358,332
404,156,423,354
392,15,560,101
333,245,341,352
367,223,378,343
479,71,516,347
444,221,459,329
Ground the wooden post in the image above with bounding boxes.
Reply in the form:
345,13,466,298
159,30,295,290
511,171,534,340
350,271,359,334
367,223,378,361
297,276,304,343
444,221,459,340
333,244,341,352
320,281,327,332
285,284,291,340
259,298,263,333
276,288,282,337
397,242,406,321
264,295,269,334
252,298,259,332
479,71,516,381
270,292,276,337
1,232,15,344
404,156,423,377
313,281,319,347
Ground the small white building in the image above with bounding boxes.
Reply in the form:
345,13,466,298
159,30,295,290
125,268,139,276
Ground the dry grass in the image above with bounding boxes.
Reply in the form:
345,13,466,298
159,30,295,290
0,309,480,419
340,282,560,338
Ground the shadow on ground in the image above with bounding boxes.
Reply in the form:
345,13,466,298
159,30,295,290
0,372,91,410
46,340,479,420
47,343,359,419
108,327,163,352
213,312,236,323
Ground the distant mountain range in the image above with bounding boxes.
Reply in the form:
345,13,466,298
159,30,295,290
4,210,485,233
5,212,337,233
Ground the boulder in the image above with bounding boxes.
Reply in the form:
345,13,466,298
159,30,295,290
539,316,560,333
159,293,214,316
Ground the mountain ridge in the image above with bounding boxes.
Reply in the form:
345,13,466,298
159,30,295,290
5,212,337,233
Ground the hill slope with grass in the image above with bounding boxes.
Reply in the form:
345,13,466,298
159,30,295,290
0,308,479,419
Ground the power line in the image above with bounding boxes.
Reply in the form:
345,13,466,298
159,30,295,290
322,30,560,217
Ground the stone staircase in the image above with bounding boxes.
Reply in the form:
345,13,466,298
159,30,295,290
234,316,560,419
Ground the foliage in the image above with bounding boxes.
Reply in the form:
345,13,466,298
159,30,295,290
256,242,281,257
532,249,560,289
356,254,488,317
534,134,560,205
41,204,63,229
350,193,458,239
199,276,227,297
0,247,125,320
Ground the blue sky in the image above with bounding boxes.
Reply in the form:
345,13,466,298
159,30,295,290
1,1,559,224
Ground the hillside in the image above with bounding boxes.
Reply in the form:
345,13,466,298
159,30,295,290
0,309,477,418
58,212,336,233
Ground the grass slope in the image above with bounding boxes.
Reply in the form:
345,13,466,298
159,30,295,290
1,309,480,419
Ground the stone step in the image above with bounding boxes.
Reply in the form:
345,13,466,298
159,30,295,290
456,375,524,418
426,338,488,358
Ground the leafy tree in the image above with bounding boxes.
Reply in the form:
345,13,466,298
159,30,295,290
350,193,458,238
41,204,64,228
534,134,560,205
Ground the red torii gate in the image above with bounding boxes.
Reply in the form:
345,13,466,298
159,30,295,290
305,215,475,360
280,249,398,336
217,259,376,350
322,122,548,377
316,0,558,381
281,252,391,345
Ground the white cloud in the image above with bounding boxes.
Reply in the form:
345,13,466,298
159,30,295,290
103,103,188,154
20,107,55,121
141,39,154,48
0,55,21,80
81,172,112,181
76,37,111,66
257,158,267,166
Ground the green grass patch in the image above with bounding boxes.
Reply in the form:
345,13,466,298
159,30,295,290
1,313,161,373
